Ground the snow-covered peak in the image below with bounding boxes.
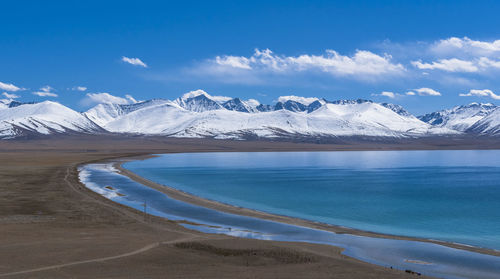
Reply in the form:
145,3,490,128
380,103,413,117
3,101,62,116
84,103,124,127
467,107,500,135
0,99,10,110
84,99,173,127
277,95,320,106
176,94,225,112
0,99,31,109
419,102,497,132
327,99,373,105
179,89,232,104
175,90,234,112
222,98,262,113
0,101,77,120
0,101,101,138
3,91,497,140
274,100,308,112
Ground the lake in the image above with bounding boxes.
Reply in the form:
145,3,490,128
123,150,500,250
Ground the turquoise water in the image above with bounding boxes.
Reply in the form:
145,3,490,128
124,150,500,250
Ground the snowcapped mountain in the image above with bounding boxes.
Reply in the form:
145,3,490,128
84,99,172,127
380,103,412,117
418,103,497,132
274,100,308,112
0,101,102,139
277,95,320,105
175,90,264,113
0,99,9,110
222,98,260,113
102,100,438,139
92,90,454,139
1,90,497,140
274,96,326,113
467,107,500,135
176,92,225,112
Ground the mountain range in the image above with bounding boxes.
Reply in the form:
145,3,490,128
0,90,498,140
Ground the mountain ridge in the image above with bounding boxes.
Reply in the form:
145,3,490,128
1,90,498,139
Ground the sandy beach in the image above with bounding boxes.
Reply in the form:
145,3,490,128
2,135,499,278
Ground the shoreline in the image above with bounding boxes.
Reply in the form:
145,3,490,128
111,153,500,258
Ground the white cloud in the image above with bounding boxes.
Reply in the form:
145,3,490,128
33,92,58,97
459,89,500,100
414,87,442,96
84,92,138,105
411,58,478,72
371,91,398,99
0,81,22,92
72,86,87,91
432,37,500,56
207,48,405,78
159,37,500,87
215,56,252,69
371,91,420,98
411,37,500,74
477,57,500,69
41,85,53,92
122,56,148,68
411,57,500,73
32,86,57,97
2,92,20,99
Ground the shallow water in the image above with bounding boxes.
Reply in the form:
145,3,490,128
123,150,500,250
79,161,500,279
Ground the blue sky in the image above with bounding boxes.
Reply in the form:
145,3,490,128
2,0,500,115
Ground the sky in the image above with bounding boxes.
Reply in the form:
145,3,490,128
2,0,500,115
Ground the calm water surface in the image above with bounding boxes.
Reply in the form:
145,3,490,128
123,150,500,250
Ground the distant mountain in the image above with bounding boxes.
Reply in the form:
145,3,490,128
307,100,324,113
326,99,372,105
277,95,320,105
84,99,171,127
92,91,452,139
256,104,272,112
0,101,102,139
1,90,497,140
274,100,308,112
0,100,36,109
418,103,497,132
380,103,412,117
0,99,9,110
467,107,500,136
175,92,225,112
222,98,260,113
